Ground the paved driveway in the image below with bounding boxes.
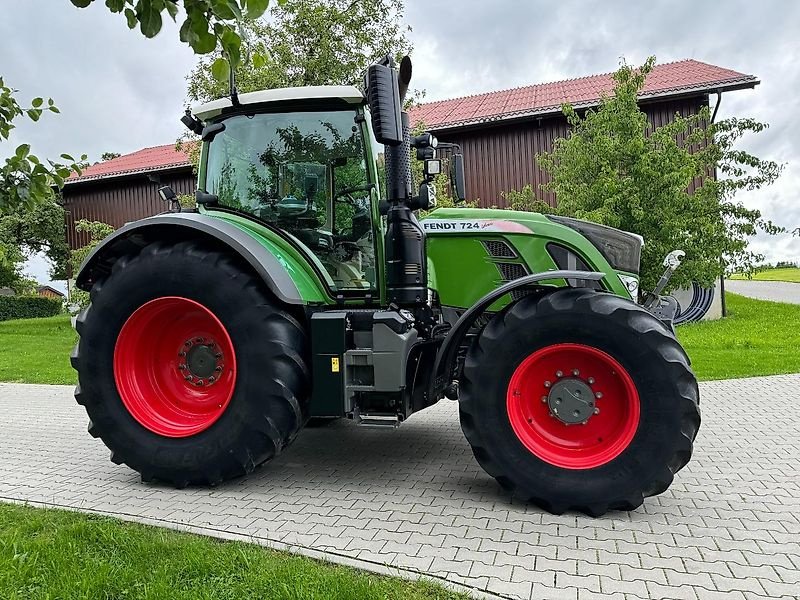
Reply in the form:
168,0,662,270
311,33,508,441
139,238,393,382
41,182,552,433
725,280,800,304
1,376,799,600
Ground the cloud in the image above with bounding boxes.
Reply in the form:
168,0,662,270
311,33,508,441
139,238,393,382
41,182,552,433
406,0,799,262
2,0,797,290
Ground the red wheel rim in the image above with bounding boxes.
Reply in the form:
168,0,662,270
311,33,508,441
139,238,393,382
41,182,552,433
506,343,639,469
114,297,237,438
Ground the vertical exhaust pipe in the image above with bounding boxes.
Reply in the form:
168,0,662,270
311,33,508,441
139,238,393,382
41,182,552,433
365,55,427,306
384,56,413,203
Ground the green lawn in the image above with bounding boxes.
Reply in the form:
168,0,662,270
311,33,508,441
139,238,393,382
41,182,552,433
1,294,799,385
0,502,465,600
676,293,800,380
730,267,800,283
0,315,76,384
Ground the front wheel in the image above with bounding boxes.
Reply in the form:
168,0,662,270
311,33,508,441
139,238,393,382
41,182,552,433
71,241,310,486
459,288,700,516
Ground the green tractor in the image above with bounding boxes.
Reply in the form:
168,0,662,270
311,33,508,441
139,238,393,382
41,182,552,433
72,56,699,516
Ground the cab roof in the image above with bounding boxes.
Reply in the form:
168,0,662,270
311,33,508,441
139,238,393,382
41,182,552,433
192,85,365,121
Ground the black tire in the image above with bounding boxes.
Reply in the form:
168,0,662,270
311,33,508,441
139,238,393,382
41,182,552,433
71,241,310,486
459,287,700,516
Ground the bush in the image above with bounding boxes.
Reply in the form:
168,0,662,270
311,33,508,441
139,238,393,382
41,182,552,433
70,219,115,310
0,295,62,321
523,57,784,293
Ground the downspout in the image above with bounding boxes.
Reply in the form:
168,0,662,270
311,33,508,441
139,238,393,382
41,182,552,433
710,89,722,124
711,90,727,317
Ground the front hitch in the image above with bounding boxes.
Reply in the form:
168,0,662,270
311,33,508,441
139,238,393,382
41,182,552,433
642,250,685,330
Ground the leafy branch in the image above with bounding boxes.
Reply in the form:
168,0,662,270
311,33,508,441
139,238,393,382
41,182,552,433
69,0,286,78
0,78,86,214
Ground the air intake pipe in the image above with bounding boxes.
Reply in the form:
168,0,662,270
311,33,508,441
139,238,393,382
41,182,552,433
366,55,427,306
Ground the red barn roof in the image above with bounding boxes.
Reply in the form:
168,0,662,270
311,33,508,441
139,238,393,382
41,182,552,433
63,60,757,183
66,143,192,184
409,59,758,131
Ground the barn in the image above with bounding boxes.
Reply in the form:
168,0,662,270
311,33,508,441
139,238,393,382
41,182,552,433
408,59,758,205
61,59,758,249
61,144,194,250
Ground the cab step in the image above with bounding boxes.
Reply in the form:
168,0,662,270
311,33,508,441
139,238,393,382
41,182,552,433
356,412,402,428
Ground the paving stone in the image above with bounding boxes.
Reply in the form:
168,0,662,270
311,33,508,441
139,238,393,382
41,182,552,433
1,375,798,600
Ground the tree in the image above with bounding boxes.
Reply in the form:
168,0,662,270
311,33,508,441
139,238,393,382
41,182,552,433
507,57,787,293
100,152,121,161
68,0,277,71
0,79,86,215
69,219,115,308
0,199,70,289
186,0,411,103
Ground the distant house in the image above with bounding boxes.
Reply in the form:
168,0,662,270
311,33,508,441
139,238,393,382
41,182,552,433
36,285,65,300
59,59,758,248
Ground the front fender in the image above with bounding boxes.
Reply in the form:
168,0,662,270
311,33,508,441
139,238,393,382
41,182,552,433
76,212,310,305
430,270,606,398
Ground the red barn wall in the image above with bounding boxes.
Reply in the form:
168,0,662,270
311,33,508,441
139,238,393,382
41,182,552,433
434,96,709,207
61,169,195,250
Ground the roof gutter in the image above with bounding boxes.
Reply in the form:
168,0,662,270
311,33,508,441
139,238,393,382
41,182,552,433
63,163,193,187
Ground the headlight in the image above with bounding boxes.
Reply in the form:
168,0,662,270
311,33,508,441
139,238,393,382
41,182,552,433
548,215,643,274
617,274,640,301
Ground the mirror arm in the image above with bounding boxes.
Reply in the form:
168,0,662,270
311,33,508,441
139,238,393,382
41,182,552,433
436,141,462,153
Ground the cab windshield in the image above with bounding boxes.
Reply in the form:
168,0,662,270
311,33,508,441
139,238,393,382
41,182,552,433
204,109,376,291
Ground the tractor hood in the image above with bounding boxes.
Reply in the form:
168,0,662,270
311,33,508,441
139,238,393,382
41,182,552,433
420,207,643,276
546,215,643,275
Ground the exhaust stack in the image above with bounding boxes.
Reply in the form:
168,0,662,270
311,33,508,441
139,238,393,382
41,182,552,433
365,55,427,307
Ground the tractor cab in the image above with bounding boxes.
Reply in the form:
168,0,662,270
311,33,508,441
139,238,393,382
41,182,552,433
193,88,382,292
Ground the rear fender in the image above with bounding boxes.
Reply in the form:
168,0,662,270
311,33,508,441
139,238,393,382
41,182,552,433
76,212,309,305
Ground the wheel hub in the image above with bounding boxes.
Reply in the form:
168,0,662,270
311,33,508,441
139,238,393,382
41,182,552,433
185,342,219,379
547,377,596,424
114,296,237,438
506,343,640,469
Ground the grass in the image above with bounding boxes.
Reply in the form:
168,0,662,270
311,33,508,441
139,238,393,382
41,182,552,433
0,315,76,384
729,267,800,283
676,293,800,380
0,502,466,600
1,294,800,385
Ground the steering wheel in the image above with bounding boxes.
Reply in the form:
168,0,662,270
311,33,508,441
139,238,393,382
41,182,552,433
334,183,374,204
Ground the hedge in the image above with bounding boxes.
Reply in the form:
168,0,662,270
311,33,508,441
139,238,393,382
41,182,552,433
0,295,62,321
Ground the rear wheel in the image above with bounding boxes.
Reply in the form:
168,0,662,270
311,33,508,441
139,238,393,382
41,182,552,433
460,288,700,516
72,241,309,486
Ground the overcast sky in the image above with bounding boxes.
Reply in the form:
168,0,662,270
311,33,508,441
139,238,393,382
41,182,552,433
2,0,797,290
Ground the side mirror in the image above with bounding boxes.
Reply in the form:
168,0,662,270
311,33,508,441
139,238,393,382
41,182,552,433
365,62,403,146
158,185,181,213
158,185,176,202
201,122,226,142
450,153,466,202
